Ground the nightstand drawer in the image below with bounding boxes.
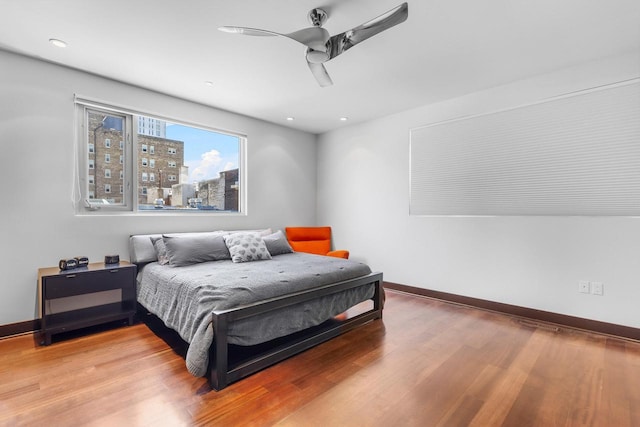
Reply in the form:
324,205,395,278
44,268,134,299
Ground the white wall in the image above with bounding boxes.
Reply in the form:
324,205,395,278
0,50,317,325
317,52,640,328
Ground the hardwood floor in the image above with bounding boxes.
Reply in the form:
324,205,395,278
1,290,638,426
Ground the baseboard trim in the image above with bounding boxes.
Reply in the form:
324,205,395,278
4,285,638,343
384,282,640,342
0,319,40,339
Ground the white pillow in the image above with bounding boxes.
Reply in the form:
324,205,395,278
223,232,272,263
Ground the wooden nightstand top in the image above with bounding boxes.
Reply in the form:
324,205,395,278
38,260,133,278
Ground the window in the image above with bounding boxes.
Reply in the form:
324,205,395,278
76,98,244,213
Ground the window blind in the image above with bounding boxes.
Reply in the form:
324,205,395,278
410,80,640,216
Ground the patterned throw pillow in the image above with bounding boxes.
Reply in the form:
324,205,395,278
223,232,272,263
150,236,170,265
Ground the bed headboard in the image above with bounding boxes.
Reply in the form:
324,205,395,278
129,228,273,265
129,234,162,264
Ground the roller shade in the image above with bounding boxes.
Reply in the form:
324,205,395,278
410,80,640,216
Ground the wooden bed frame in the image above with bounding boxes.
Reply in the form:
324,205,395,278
208,271,384,390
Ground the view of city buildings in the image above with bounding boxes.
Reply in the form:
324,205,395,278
138,116,166,138
87,112,239,211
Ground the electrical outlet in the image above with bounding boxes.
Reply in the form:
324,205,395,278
591,281,604,296
578,280,590,294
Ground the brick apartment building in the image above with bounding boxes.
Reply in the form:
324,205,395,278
87,113,184,205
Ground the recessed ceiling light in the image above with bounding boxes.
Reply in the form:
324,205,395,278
286,117,295,121
339,117,349,121
49,38,67,48
204,81,214,87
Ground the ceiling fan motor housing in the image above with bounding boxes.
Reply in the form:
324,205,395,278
308,8,328,27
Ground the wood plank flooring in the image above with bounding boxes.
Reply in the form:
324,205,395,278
1,290,638,426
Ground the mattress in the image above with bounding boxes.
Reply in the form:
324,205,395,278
136,252,374,376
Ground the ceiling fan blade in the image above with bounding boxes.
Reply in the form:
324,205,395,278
219,26,329,50
307,60,333,87
287,27,330,50
327,2,408,59
218,26,280,37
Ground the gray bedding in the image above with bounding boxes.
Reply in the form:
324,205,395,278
136,252,374,376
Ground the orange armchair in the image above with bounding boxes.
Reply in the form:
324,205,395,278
285,226,349,259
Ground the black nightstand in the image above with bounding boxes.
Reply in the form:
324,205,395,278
38,261,137,345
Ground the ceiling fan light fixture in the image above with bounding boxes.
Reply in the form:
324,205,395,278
306,49,330,64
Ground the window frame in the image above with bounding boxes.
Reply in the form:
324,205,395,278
77,105,132,211
74,96,246,215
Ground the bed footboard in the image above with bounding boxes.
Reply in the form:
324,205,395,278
209,272,383,391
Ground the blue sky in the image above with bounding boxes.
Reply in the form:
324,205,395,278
165,123,239,183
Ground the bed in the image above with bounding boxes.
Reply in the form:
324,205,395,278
129,229,384,390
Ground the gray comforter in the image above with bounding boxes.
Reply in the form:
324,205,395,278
136,252,373,376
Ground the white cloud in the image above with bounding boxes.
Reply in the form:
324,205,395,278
188,149,222,182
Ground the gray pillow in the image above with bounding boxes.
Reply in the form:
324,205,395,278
162,232,230,266
262,230,293,256
223,232,272,263
150,236,169,265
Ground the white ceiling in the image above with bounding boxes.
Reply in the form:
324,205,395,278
1,1,639,134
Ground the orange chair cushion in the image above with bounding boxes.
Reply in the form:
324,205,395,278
285,227,348,258
289,240,331,256
327,250,350,259
285,227,332,242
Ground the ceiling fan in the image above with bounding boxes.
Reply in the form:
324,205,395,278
219,2,408,87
